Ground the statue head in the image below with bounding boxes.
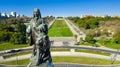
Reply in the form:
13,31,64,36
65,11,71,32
33,8,41,19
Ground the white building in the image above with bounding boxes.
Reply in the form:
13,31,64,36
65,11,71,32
1,13,6,16
11,11,16,18
7,14,10,18
0,11,22,19
16,14,20,17
1,13,7,18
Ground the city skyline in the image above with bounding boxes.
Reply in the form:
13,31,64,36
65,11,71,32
0,11,21,18
0,0,120,17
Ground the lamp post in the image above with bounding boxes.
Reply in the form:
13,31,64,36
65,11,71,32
74,34,77,42
94,30,98,65
95,31,98,38
16,52,18,65
94,31,98,47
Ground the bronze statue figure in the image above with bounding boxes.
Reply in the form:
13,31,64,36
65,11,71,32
27,8,53,67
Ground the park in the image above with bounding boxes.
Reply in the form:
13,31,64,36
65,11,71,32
0,15,120,67
0,0,120,67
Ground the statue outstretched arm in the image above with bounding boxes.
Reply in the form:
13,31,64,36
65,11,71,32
26,25,31,34
26,20,33,35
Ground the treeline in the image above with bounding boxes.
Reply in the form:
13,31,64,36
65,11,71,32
0,16,55,44
0,17,30,44
68,16,120,44
43,16,55,24
68,16,120,29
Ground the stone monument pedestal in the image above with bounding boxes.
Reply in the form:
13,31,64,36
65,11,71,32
27,62,49,67
27,56,53,67
27,61,54,67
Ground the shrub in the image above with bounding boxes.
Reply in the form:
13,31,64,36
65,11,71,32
114,34,120,44
85,35,96,44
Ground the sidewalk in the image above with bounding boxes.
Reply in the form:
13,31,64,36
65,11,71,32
64,18,86,41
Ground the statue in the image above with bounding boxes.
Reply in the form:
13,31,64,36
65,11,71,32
27,8,53,67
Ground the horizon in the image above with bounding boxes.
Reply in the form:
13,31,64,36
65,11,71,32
1,0,120,17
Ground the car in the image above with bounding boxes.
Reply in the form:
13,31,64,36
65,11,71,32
9,50,16,53
16,49,22,52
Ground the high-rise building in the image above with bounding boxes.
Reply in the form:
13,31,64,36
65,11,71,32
0,12,1,18
7,14,10,18
1,13,7,18
0,11,22,19
11,11,16,18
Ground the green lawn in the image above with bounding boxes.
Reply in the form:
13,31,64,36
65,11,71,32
48,19,73,37
1,56,120,65
75,49,110,56
98,40,120,49
0,42,29,51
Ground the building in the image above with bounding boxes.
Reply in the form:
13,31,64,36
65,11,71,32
7,14,10,18
0,12,1,18
0,11,22,19
1,13,7,18
11,11,16,18
16,14,20,18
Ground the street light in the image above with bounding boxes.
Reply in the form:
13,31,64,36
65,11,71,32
16,52,18,65
94,30,98,65
94,31,98,47
95,31,98,38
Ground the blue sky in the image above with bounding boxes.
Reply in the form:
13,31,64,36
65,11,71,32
0,0,120,17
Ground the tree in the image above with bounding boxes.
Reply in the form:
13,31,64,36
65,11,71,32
10,32,26,44
85,35,96,44
114,34,120,44
12,19,26,44
104,15,111,20
74,34,77,42
95,22,99,28
79,37,84,44
86,24,90,29
0,31,12,42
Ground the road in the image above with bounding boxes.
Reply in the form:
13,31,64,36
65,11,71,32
0,52,119,62
1,51,120,67
0,45,120,56
1,63,120,67
50,37,74,42
49,37,75,47
52,45,120,54
1,45,120,62
64,18,86,41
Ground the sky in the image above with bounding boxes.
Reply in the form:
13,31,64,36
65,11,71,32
0,0,120,17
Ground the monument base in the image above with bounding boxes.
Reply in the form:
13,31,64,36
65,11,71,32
27,62,54,67
27,55,53,67
27,62,48,67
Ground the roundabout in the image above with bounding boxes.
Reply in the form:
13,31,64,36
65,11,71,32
0,63,120,67
0,46,120,67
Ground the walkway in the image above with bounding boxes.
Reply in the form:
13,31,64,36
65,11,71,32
48,19,55,29
64,18,86,41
